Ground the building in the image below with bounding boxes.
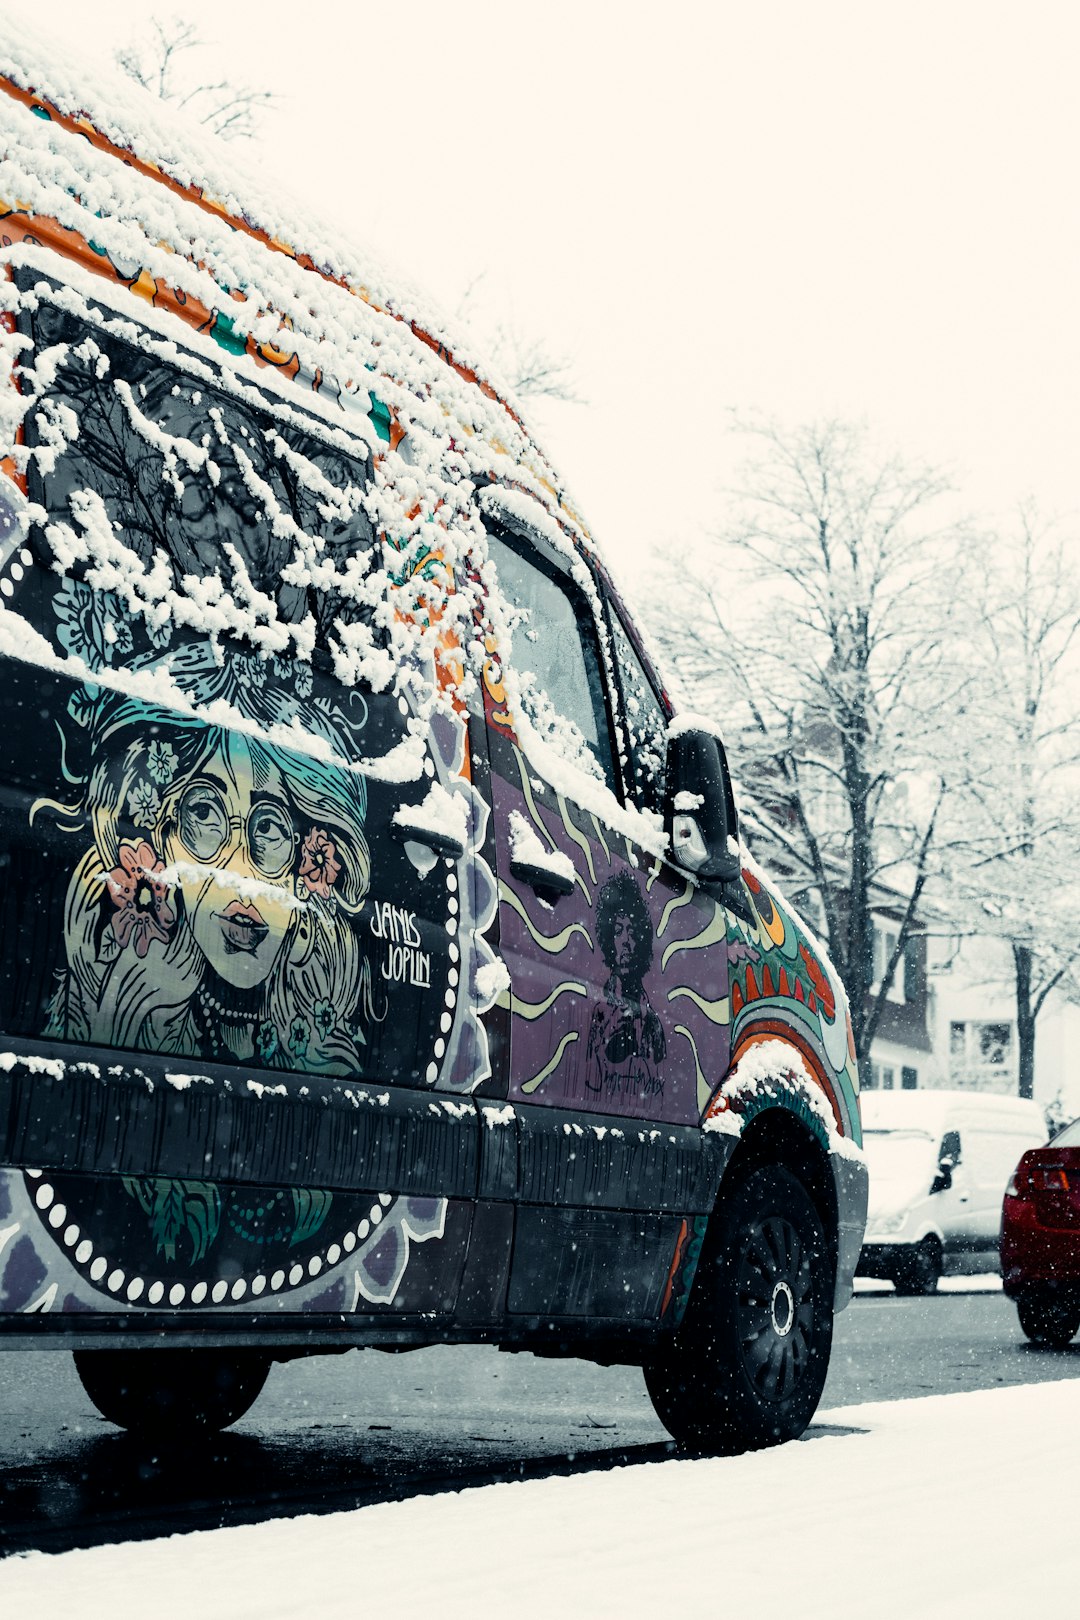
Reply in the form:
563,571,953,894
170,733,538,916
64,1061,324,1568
861,906,932,1092
923,934,1080,1125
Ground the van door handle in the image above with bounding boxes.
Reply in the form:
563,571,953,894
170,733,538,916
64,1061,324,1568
391,819,466,860
509,856,576,897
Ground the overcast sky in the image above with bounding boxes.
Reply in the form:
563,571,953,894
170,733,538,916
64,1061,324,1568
25,1,1080,588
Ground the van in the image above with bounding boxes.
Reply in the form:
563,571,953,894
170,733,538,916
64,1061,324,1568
0,23,867,1454
858,1089,1046,1293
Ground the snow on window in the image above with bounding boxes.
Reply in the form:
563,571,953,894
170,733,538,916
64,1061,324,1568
484,525,615,791
608,610,667,817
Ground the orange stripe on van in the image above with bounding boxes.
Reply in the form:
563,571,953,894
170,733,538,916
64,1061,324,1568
731,1023,844,1135
0,76,530,438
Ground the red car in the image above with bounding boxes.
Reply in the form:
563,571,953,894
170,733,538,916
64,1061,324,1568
1001,1118,1080,1346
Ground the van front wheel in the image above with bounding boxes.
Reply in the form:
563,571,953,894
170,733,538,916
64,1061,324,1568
643,1165,834,1454
74,1348,271,1436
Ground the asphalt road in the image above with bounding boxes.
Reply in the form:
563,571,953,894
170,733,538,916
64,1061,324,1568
3,1283,1079,1556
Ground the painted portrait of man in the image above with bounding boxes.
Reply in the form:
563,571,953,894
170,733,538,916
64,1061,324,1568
586,870,666,1103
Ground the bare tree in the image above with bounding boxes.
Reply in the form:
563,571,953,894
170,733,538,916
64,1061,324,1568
116,17,276,142
947,506,1080,1098
456,275,585,405
646,417,976,1063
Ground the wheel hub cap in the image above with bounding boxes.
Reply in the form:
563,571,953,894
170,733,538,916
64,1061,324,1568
770,1279,795,1336
736,1213,817,1403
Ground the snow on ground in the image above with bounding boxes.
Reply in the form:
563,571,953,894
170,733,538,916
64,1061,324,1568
855,1271,1004,1294
1,1375,1075,1618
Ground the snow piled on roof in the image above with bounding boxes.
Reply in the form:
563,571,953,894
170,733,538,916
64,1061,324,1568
0,19,680,848
0,17,493,391
861,1088,1047,1135
0,18,590,544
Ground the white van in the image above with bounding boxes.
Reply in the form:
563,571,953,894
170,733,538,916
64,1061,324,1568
858,1090,1046,1293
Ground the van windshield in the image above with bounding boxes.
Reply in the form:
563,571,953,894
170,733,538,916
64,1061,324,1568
863,1128,937,1198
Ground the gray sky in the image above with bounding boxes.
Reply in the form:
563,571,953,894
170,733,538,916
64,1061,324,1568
27,0,1080,586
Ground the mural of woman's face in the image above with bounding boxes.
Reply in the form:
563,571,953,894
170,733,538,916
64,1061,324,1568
166,737,297,990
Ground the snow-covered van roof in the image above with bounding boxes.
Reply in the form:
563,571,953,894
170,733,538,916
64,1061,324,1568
861,1089,1046,1137
0,22,678,850
0,15,592,524
0,17,595,545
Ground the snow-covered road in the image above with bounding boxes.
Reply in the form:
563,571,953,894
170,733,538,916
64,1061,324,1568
1,1376,1072,1618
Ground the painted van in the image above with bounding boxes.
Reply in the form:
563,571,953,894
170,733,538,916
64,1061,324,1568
0,23,867,1453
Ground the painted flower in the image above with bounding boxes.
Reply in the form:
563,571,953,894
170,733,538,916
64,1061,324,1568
288,1016,310,1060
299,827,341,898
106,842,176,958
271,654,313,701
106,618,134,658
255,1020,280,1065
54,580,119,670
146,740,178,786
313,998,336,1041
235,654,267,691
146,614,172,651
127,778,162,828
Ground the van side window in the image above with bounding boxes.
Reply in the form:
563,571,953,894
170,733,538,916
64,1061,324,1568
16,275,376,649
939,1130,962,1167
486,528,617,794
608,610,668,817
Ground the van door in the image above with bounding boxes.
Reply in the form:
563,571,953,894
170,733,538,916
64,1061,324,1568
0,278,492,1324
481,519,730,1324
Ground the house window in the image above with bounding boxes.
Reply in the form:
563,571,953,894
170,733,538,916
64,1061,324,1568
979,1024,1011,1066
949,1021,1014,1075
869,1062,896,1090
871,923,906,1003
901,1066,918,1090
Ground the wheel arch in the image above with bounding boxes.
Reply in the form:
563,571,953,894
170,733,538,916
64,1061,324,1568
698,1037,865,1311
719,1101,839,1260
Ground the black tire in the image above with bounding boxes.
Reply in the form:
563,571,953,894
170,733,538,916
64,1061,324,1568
74,1348,271,1436
1017,1290,1080,1348
644,1165,834,1454
891,1238,941,1297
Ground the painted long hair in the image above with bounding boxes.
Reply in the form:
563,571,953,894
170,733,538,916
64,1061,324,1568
595,869,654,1000
37,632,376,1076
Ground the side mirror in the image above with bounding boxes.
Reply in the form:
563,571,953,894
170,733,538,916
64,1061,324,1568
931,1130,961,1194
939,1130,961,1169
665,726,741,884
